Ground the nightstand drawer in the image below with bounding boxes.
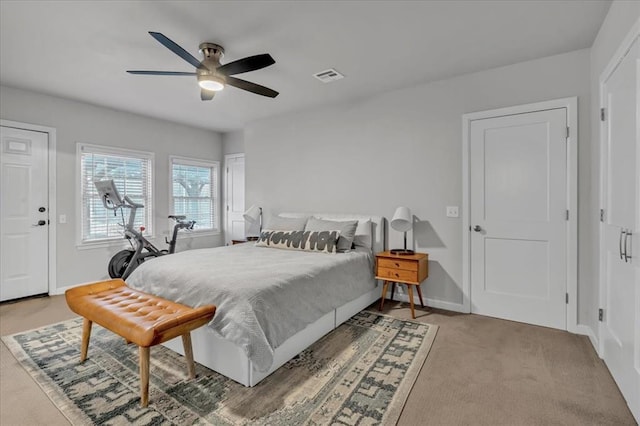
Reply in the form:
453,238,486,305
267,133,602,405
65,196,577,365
376,267,418,282
378,258,418,271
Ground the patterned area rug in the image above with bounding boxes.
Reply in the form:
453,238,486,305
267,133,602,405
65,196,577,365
3,311,437,425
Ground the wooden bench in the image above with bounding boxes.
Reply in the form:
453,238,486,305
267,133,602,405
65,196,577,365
65,279,216,407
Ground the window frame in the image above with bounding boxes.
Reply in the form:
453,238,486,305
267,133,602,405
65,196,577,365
76,143,155,249
168,155,220,236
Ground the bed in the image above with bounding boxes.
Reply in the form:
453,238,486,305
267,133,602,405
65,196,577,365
126,213,384,386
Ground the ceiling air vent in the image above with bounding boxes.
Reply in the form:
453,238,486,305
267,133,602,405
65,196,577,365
313,68,345,83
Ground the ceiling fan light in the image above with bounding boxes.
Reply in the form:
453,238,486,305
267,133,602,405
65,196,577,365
197,74,225,91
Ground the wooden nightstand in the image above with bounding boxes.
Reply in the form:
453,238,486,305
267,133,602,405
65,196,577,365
376,251,428,319
231,237,259,245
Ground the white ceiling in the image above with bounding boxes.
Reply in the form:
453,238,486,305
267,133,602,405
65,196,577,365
0,1,610,132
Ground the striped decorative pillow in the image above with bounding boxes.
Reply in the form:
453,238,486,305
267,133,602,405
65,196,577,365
255,229,341,254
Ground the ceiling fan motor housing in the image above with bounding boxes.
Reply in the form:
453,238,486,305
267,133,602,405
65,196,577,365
197,43,226,90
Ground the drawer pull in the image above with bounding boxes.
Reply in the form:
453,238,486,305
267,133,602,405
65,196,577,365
394,262,400,267
394,273,399,277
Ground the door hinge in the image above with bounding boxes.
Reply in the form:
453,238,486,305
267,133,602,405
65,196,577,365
566,210,569,221
598,308,604,322
565,293,569,304
600,209,605,222
226,167,229,174
226,205,229,211
566,127,570,139
600,108,605,121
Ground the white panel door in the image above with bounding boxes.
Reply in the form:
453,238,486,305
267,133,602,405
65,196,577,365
600,36,639,421
224,154,245,244
0,126,49,301
470,108,567,329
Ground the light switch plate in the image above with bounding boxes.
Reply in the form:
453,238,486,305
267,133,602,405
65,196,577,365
446,206,459,218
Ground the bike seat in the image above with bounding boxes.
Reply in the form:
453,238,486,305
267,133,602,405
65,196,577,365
168,215,186,220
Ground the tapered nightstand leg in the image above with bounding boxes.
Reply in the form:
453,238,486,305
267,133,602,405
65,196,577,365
390,283,396,301
379,281,389,311
407,285,416,319
416,285,425,308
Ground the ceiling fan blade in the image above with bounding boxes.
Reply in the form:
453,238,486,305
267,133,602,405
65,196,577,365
201,89,215,101
226,76,279,98
127,71,196,76
217,54,275,76
148,31,202,69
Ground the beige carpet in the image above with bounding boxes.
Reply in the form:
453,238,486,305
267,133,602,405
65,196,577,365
1,295,636,425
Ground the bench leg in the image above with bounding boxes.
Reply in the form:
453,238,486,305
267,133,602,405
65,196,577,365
182,333,196,379
139,346,150,408
80,318,92,362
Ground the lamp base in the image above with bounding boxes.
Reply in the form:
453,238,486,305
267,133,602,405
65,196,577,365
389,248,415,255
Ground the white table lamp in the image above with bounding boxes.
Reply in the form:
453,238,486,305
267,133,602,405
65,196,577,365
390,206,414,255
243,205,262,238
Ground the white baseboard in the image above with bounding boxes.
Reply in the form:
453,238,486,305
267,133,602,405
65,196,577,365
383,289,466,313
50,280,106,296
575,324,600,356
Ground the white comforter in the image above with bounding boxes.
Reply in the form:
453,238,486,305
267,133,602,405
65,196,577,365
126,243,375,372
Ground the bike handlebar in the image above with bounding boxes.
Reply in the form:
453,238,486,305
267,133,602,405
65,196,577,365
124,195,144,208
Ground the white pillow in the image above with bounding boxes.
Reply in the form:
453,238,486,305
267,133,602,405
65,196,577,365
263,215,309,231
353,219,372,249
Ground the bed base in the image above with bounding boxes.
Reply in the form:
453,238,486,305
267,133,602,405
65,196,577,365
163,282,381,386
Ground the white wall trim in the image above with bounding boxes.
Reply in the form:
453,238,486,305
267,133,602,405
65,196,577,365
597,18,640,356
223,153,245,245
0,119,57,296
461,97,579,332
383,289,467,314
168,155,221,234
50,281,90,296
575,324,600,354
75,142,156,247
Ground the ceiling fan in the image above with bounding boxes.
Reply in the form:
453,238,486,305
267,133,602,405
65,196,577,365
127,32,278,101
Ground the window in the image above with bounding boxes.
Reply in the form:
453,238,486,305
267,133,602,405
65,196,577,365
78,143,153,244
170,157,219,232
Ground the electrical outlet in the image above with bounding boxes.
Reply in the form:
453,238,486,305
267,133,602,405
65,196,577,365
446,206,459,218
59,214,67,224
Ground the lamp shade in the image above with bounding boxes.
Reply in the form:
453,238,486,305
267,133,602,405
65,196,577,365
390,207,412,232
243,205,262,224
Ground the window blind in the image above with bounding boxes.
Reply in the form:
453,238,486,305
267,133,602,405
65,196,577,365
80,145,153,242
171,159,217,231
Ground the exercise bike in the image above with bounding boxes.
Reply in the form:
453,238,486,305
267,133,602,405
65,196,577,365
95,180,195,280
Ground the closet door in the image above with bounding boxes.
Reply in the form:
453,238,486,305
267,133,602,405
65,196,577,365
600,35,639,422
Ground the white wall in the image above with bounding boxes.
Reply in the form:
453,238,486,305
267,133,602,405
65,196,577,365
588,2,640,341
245,49,591,314
0,85,224,291
222,130,245,155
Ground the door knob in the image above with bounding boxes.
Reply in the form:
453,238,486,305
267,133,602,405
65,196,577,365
38,207,46,212
473,225,482,232
32,220,46,227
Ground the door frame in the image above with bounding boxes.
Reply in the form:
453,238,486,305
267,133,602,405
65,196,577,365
223,153,245,245
461,97,578,332
0,119,57,296
598,19,640,356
